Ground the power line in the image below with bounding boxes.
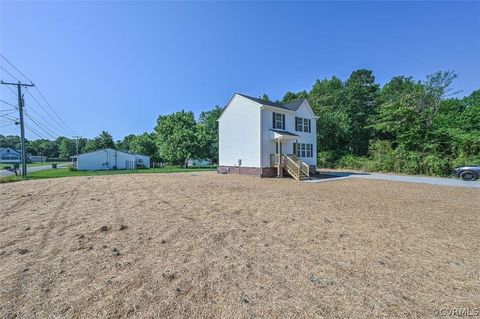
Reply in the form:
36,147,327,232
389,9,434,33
0,65,21,82
24,123,48,140
0,54,77,136
0,54,34,83
24,105,69,137
0,99,17,108
31,86,77,136
0,110,17,117
24,112,60,139
0,123,15,129
3,79,71,137
0,113,17,122
4,84,19,98
24,88,73,137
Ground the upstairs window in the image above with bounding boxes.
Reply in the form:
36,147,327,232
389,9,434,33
273,112,285,130
295,117,303,131
304,118,311,133
295,117,311,133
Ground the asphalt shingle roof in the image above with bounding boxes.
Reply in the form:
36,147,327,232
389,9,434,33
270,129,299,137
236,93,306,111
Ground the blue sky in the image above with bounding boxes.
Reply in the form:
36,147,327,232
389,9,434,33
1,1,479,140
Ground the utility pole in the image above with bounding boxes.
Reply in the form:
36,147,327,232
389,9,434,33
73,136,82,155
1,80,35,178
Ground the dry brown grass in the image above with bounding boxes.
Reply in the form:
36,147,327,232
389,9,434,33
0,172,479,318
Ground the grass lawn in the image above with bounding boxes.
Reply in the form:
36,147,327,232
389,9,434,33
25,165,217,179
0,162,58,169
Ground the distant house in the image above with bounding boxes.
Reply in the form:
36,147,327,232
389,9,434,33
218,93,318,180
0,148,48,164
0,148,22,163
73,148,150,171
187,159,212,167
29,155,48,163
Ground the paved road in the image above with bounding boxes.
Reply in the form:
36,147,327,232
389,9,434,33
307,171,480,189
0,163,70,177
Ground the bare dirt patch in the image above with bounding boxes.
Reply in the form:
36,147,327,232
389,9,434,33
0,172,479,318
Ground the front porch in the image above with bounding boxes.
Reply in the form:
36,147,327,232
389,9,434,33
269,130,311,181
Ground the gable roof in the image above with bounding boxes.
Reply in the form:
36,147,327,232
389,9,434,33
218,93,317,121
236,93,306,112
0,147,21,155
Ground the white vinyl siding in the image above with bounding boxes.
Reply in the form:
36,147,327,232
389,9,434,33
76,149,150,170
219,95,261,167
287,101,317,166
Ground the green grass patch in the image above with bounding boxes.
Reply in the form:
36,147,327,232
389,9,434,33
0,162,64,169
26,166,217,179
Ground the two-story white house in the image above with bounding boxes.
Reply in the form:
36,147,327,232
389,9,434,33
218,93,318,180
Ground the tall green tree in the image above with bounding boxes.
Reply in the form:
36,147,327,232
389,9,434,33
342,69,380,155
83,131,115,152
309,76,349,153
282,91,308,104
0,135,22,149
58,137,76,159
130,132,159,161
372,76,426,150
116,134,136,150
197,106,224,162
259,93,270,101
95,131,115,149
154,110,198,167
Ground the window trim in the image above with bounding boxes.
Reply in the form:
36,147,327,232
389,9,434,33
295,117,303,132
295,117,311,133
273,112,285,130
294,143,313,158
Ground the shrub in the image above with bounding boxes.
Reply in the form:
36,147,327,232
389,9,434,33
68,165,77,171
317,151,338,168
337,154,372,171
368,140,395,172
421,154,450,176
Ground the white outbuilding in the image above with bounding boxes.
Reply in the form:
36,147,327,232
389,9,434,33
74,148,150,171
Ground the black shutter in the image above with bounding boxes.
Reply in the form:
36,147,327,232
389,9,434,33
295,117,298,131
293,143,296,155
272,112,275,128
282,114,285,130
308,119,311,133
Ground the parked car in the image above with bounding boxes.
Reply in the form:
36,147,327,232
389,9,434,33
453,166,480,181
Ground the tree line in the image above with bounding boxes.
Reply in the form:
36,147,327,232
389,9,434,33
280,70,479,176
1,69,478,175
0,106,223,166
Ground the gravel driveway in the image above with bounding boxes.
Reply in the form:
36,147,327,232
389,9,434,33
308,170,480,189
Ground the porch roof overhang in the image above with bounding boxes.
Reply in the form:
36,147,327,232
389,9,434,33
270,129,299,140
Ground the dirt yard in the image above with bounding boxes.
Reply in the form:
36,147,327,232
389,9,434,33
0,172,479,318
